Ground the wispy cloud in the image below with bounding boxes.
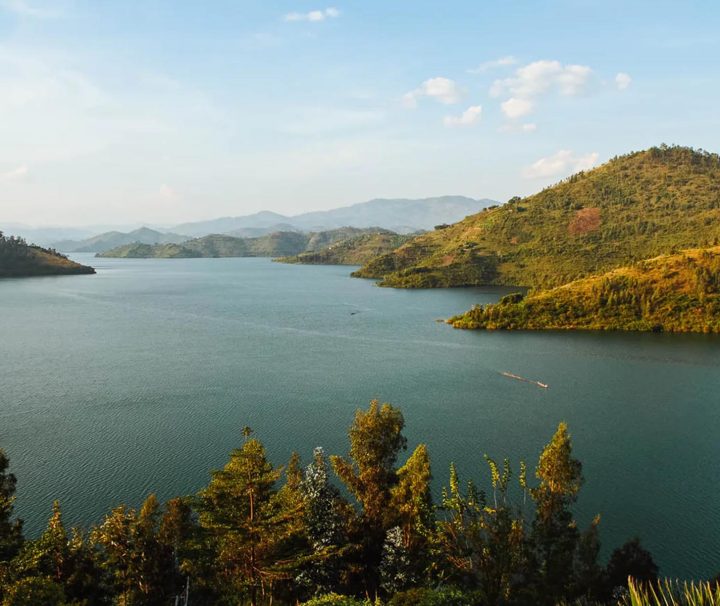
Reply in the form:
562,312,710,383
284,7,340,22
615,72,632,90
523,150,599,179
467,56,517,74
0,0,59,18
403,77,462,108
443,105,482,127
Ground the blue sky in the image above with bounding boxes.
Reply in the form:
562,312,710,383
0,0,718,226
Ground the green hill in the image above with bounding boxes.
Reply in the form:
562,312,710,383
276,230,412,265
98,228,389,259
354,146,720,289
448,247,720,333
0,232,95,277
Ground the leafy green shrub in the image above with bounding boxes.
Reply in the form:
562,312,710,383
301,593,372,606
388,587,482,605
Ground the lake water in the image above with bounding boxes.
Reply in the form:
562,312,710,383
1,254,719,579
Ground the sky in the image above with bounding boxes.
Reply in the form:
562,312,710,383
0,0,718,227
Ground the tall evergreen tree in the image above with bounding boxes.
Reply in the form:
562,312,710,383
91,495,176,605
197,436,283,606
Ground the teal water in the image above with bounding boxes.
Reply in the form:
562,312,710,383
1,255,719,579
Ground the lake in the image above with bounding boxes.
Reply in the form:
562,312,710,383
1,254,719,579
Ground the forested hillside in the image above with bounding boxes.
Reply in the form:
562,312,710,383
0,232,95,278
354,146,720,289
99,228,395,259
449,247,720,332
0,401,686,606
277,231,412,266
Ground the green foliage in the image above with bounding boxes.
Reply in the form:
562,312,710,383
300,593,372,605
1,576,66,606
449,247,720,333
0,401,712,605
278,232,411,266
0,451,22,566
625,577,720,605
387,587,482,606
0,232,95,278
354,146,720,290
99,227,394,260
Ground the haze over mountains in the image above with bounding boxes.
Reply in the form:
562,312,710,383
172,196,493,237
35,196,493,253
53,227,188,254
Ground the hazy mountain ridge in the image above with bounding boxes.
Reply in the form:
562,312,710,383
53,227,187,253
354,146,720,289
45,196,492,253
170,196,493,237
98,227,392,259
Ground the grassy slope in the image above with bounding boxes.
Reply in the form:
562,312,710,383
276,232,412,265
448,247,720,333
0,246,95,278
354,146,720,289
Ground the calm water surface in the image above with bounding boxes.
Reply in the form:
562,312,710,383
1,255,719,578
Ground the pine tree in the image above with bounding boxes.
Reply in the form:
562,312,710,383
197,436,283,606
91,495,176,605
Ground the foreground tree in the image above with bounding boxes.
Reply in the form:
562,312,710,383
330,401,407,595
197,435,286,605
604,537,659,595
0,451,23,564
297,448,347,596
530,422,589,604
91,494,177,605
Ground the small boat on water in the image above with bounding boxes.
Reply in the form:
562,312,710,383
501,371,549,389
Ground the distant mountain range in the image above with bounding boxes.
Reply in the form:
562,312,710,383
98,227,392,259
52,227,187,253
40,196,493,253
172,196,492,237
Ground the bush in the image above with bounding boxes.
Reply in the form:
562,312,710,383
301,593,372,606
388,587,481,606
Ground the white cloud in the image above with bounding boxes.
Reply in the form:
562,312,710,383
0,0,58,18
491,60,593,99
403,77,461,108
523,150,599,179
443,105,482,127
501,97,534,119
0,164,29,182
284,7,340,22
467,56,517,74
615,72,632,90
